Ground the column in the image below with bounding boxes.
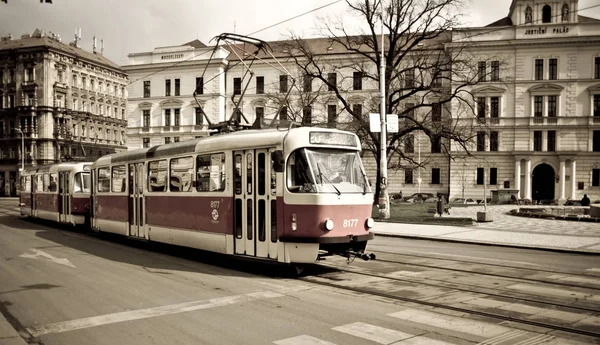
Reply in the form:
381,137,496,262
571,160,577,200
559,160,566,201
542,131,547,151
515,160,521,198
524,159,532,200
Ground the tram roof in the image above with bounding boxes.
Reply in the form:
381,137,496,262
24,162,94,174
94,126,359,166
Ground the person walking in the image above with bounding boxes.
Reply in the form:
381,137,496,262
581,194,591,206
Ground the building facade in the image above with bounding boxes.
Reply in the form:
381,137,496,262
123,40,229,148
0,29,128,196
124,0,600,203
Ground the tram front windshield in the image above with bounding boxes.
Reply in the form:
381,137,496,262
287,148,371,194
74,172,91,193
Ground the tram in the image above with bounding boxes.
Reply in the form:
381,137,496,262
90,126,375,263
19,162,93,225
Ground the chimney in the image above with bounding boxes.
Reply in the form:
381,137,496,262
93,36,97,54
100,39,104,55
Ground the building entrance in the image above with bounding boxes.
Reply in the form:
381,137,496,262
531,163,555,203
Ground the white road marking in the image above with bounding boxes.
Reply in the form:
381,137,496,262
395,249,542,267
332,322,414,344
400,337,456,345
388,309,511,338
506,283,600,302
274,335,337,345
585,268,600,273
27,290,285,337
545,274,600,286
477,330,529,345
19,249,76,268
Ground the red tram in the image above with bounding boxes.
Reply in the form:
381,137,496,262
19,162,92,226
91,126,374,263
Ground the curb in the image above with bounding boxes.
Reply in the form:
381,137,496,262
371,232,600,255
0,309,30,345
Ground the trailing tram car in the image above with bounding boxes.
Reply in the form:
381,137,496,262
90,126,375,264
19,162,93,226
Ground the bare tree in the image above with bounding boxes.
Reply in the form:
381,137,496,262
281,0,505,203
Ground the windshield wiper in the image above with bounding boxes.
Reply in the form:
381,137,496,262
359,168,368,195
316,162,341,196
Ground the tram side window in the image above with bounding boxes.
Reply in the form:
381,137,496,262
74,172,91,193
22,176,31,192
148,160,167,192
111,165,127,192
170,156,193,192
97,168,111,192
42,174,50,192
48,173,58,192
35,175,42,192
196,153,226,192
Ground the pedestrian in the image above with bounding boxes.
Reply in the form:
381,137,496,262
436,195,445,217
581,194,590,206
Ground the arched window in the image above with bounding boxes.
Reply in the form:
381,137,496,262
525,6,532,24
561,4,569,22
542,5,552,23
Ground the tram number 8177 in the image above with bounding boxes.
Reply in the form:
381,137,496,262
343,219,359,227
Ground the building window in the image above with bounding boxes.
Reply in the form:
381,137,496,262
9,69,14,83
256,76,264,94
143,137,150,148
477,131,486,151
404,135,414,153
405,69,415,88
491,61,499,81
547,130,556,151
477,97,486,118
594,95,600,117
595,57,600,79
404,168,413,184
327,104,337,128
143,81,150,98
535,59,544,80
256,107,265,121
174,137,180,143
164,109,171,126
490,131,499,151
534,96,543,117
593,130,600,152
549,59,557,80
279,106,288,121
303,74,312,92
431,168,440,185
431,136,441,153
302,106,311,125
534,131,543,151
593,168,600,187
432,69,442,88
165,79,171,96
525,6,532,23
490,168,498,185
279,75,288,93
353,72,362,90
25,68,34,82
143,110,150,128
542,5,552,23
195,77,204,95
327,73,337,91
562,4,569,22
478,61,486,81
490,97,499,118
165,137,171,144
548,96,557,117
174,109,180,126
174,79,180,96
477,167,485,185
352,103,363,118
195,107,204,125
233,78,241,95
432,103,441,122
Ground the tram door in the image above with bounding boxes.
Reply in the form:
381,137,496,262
233,149,277,259
58,172,71,223
31,175,37,217
128,163,146,238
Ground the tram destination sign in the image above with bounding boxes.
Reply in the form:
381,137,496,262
309,131,357,147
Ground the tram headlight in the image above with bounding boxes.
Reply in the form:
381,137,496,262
365,217,374,229
324,218,334,231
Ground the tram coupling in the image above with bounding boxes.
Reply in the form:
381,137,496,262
347,250,376,262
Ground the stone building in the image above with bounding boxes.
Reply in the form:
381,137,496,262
0,29,128,196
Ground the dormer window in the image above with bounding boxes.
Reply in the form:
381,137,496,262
542,5,552,23
525,6,532,24
561,4,569,22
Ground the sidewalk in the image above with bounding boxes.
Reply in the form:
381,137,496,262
372,204,600,254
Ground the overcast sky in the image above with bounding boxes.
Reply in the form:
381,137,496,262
1,0,599,66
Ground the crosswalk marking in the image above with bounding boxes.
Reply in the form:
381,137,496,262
506,283,600,302
585,268,600,273
478,330,528,345
513,333,554,345
545,274,600,286
273,335,337,345
388,309,511,338
332,322,415,344
400,337,456,345
462,298,591,323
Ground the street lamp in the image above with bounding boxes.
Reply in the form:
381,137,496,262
378,1,390,219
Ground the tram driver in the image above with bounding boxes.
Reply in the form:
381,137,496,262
288,150,316,193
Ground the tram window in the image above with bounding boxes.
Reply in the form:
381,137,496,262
287,149,315,193
246,153,253,195
97,168,111,192
23,176,31,192
270,200,277,243
48,173,58,192
111,165,127,192
148,160,167,192
170,156,193,192
42,174,50,192
258,153,265,195
234,154,242,195
74,172,91,193
36,175,43,192
270,155,276,195
196,153,226,192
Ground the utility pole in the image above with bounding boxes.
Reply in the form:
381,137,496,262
15,128,24,173
378,1,390,219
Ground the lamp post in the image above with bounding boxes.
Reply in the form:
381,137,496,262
378,0,390,219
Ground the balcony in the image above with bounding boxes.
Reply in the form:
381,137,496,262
591,116,600,125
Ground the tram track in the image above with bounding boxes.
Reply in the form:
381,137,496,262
302,262,600,340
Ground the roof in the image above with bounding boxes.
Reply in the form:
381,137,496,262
0,31,124,72
182,39,207,48
485,17,513,27
578,15,600,23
